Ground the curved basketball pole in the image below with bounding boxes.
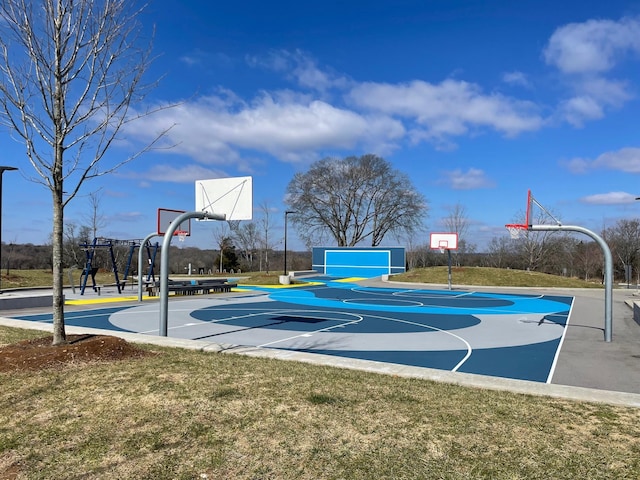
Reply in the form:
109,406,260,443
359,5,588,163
159,211,226,337
137,231,161,302
528,224,613,342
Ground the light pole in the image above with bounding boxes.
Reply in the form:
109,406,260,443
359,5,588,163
0,166,18,294
283,210,297,276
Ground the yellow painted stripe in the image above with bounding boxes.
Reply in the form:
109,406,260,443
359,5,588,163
236,281,324,289
65,296,147,305
334,277,365,283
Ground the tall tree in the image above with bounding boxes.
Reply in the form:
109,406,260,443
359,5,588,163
602,219,640,281
212,223,231,273
286,154,427,247
230,221,260,272
83,190,106,240
258,201,275,273
0,0,170,345
443,203,474,266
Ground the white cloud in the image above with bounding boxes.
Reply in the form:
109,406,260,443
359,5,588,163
180,50,233,69
581,77,631,105
580,192,638,205
348,79,543,144
122,40,640,181
560,96,604,127
246,50,350,92
502,71,531,88
440,168,495,190
543,18,638,127
562,157,591,174
544,17,640,74
558,77,632,126
564,147,640,173
123,163,230,183
125,92,405,165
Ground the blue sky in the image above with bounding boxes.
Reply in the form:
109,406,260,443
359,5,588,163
3,0,640,252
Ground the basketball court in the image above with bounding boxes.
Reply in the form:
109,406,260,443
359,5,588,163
8,276,574,383
3,181,640,402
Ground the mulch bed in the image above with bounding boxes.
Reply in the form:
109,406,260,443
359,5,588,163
0,334,153,372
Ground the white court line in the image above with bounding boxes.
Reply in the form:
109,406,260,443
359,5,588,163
351,286,548,306
545,298,575,384
360,312,473,372
249,308,472,373
342,298,425,307
257,315,364,348
125,292,556,374
153,308,364,336
351,287,475,299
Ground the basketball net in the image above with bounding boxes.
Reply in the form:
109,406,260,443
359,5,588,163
176,230,187,242
227,220,241,232
506,225,525,239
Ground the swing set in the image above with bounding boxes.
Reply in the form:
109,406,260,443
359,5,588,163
78,237,160,295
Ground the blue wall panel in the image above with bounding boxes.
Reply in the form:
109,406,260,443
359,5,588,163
312,247,405,278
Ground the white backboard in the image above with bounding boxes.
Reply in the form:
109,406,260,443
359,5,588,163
430,232,458,250
195,176,253,221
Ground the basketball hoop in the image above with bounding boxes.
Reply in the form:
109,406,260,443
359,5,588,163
505,224,527,240
227,220,241,232
176,230,188,242
439,247,445,254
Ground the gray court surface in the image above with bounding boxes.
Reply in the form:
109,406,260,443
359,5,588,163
1,276,640,407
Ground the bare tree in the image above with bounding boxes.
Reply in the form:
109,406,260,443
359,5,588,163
286,154,428,247
212,223,231,273
442,203,474,265
508,206,563,271
602,219,640,282
83,191,106,240
484,236,514,268
2,235,18,275
443,203,470,239
573,240,603,282
258,201,276,273
399,224,429,270
0,0,171,345
231,221,260,272
63,222,91,269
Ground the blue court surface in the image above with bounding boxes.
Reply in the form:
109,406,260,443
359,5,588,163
11,277,574,383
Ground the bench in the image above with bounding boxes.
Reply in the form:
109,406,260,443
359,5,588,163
146,279,237,297
95,281,127,295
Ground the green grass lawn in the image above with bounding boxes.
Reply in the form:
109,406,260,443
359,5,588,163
1,326,639,479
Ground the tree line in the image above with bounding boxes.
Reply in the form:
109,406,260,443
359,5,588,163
4,217,640,285
408,218,640,284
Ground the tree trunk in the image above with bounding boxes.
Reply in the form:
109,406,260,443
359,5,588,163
52,189,66,345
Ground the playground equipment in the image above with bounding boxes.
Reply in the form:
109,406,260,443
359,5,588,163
79,237,160,295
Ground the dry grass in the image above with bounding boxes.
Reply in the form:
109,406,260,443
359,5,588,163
394,266,604,288
1,266,605,290
0,269,289,289
1,326,639,479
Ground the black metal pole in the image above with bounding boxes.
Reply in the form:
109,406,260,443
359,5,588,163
0,166,18,294
283,214,287,276
447,249,452,290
